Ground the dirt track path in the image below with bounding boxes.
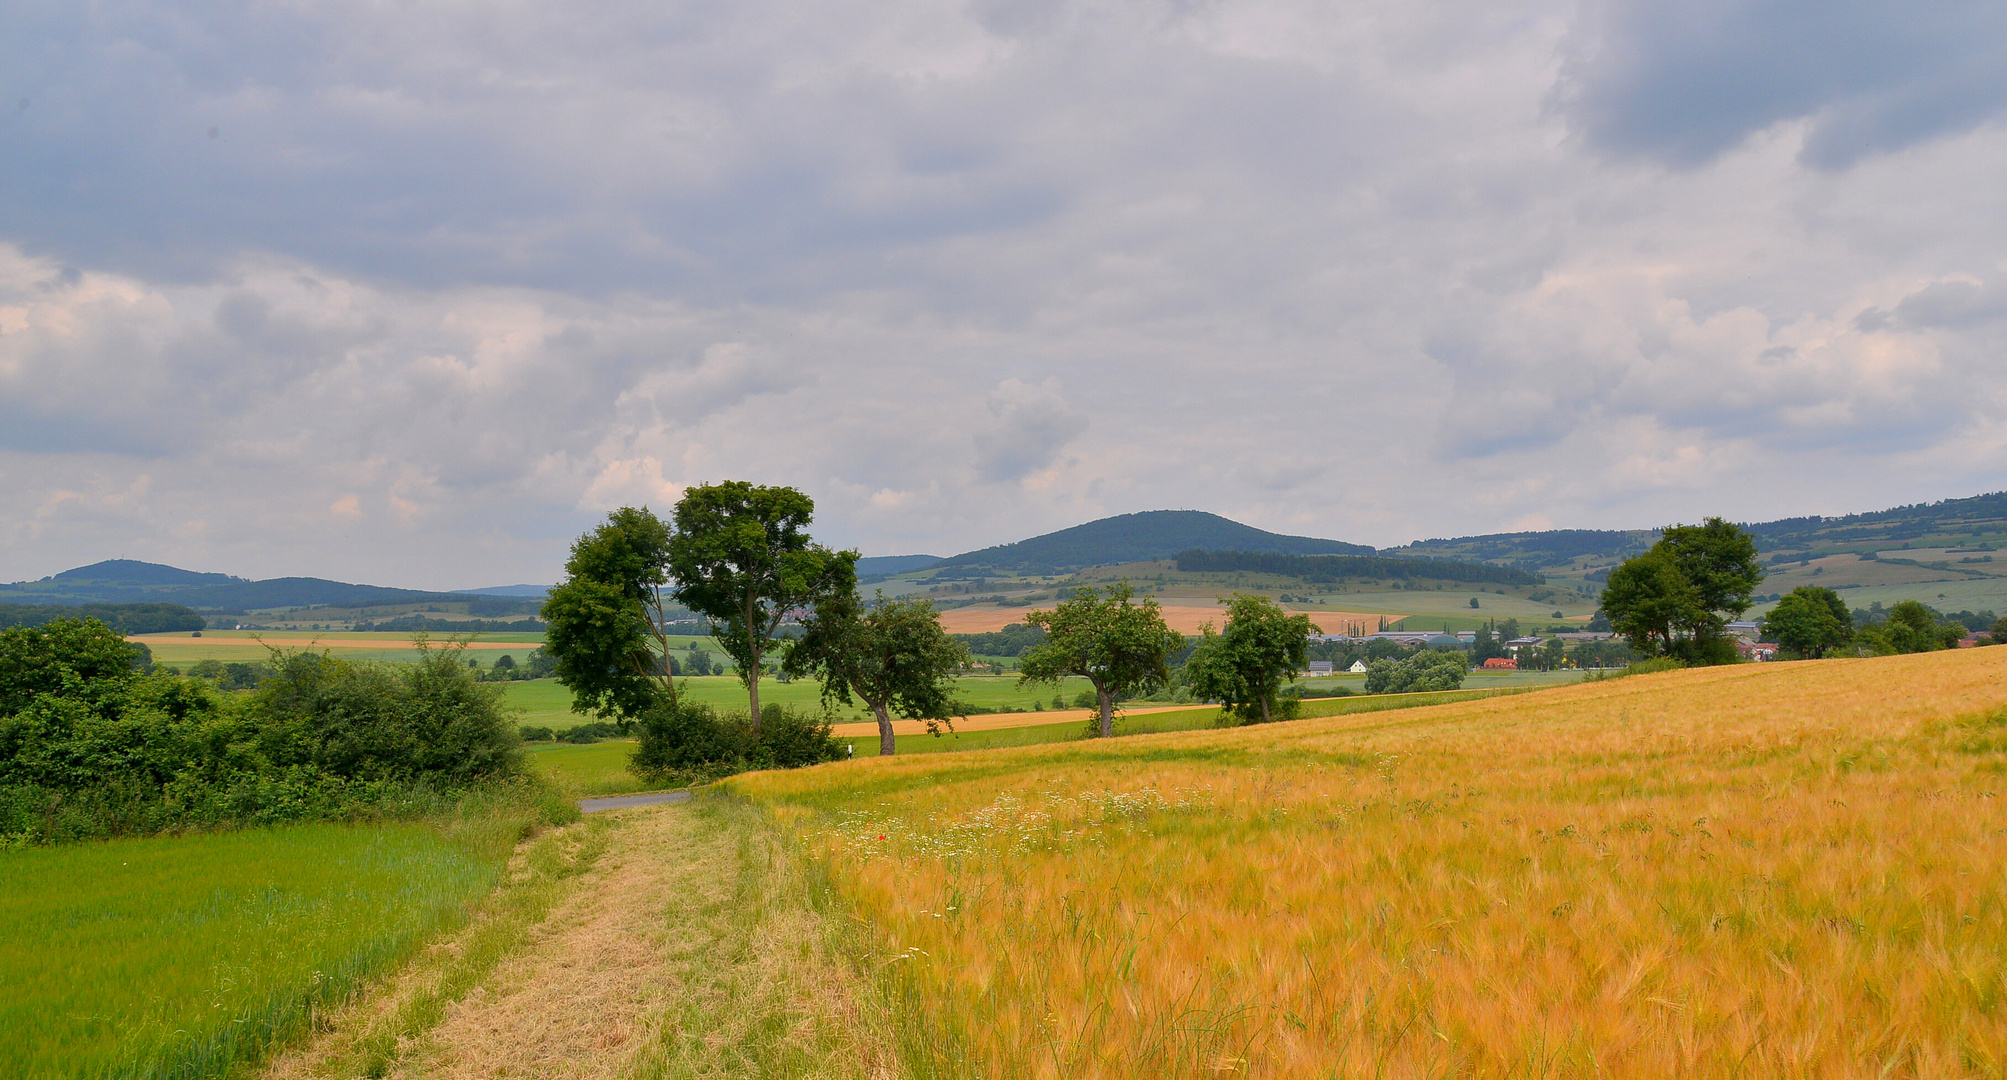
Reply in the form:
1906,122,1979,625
398,807,707,1079
267,803,894,1080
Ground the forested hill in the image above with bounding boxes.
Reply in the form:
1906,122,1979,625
0,602,206,634
1395,490,2007,572
933,510,1374,575
1,560,543,616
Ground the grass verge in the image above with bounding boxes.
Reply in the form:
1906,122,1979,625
0,784,573,1080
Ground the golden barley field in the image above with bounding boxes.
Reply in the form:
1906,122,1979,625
730,649,2007,1079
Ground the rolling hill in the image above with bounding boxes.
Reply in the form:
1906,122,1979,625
1,560,544,616
931,510,1373,576
1398,489,2007,571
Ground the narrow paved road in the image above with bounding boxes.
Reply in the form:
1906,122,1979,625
580,791,690,813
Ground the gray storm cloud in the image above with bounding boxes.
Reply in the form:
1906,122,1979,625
2,0,2005,586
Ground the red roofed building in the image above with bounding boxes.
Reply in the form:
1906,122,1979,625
1480,657,1517,670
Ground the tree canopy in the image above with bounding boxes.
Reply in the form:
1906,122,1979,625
786,591,969,756
539,506,677,725
1018,583,1183,738
1183,593,1319,724
1859,599,1964,655
1363,650,1467,694
1601,518,1762,665
667,481,856,729
1763,586,1852,659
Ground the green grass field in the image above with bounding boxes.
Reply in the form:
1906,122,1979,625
0,822,510,1079
527,740,653,795
503,673,1105,730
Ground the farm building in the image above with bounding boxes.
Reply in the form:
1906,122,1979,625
1733,639,1781,661
1305,661,1335,675
1480,657,1517,670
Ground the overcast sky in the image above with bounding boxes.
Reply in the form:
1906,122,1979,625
5,0,2006,589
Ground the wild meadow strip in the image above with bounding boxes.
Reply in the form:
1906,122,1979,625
735,649,2007,1078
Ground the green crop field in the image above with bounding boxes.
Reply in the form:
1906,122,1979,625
528,740,653,795
1750,575,2007,619
0,822,510,1079
503,673,1104,730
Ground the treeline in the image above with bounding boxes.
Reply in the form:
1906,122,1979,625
351,615,546,633
0,602,205,635
1173,550,1544,586
0,617,552,843
951,623,1047,657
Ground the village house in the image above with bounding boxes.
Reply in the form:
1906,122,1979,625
1733,638,1780,661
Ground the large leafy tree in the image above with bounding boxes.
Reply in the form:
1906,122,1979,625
1183,593,1320,724
668,481,856,730
540,507,678,726
1658,518,1764,626
1763,586,1853,658
1601,549,1705,659
1018,583,1183,738
786,592,970,756
1601,518,1763,664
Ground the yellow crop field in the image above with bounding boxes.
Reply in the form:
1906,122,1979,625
730,649,2007,1078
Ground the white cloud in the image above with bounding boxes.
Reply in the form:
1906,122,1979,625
2,0,2006,586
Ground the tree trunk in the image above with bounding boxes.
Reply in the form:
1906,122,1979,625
872,701,896,757
1258,695,1271,724
745,594,763,734
1097,686,1114,739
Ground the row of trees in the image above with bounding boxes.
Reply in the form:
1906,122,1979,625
1764,589,1972,658
542,484,1353,759
1598,516,1983,663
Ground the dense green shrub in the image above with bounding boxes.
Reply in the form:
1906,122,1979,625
631,698,840,784
253,648,523,783
0,619,532,843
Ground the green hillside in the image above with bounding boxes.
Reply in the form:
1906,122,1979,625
934,510,1373,575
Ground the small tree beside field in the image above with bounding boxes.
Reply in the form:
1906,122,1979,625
1019,584,1183,738
785,592,969,756
1184,593,1320,725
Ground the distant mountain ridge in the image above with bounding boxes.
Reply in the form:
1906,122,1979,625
3,560,543,615
932,510,1374,576
1397,489,2007,571
25,490,2006,610
855,554,945,579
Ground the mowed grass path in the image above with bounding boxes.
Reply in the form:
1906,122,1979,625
732,650,2007,1078
0,823,509,1079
